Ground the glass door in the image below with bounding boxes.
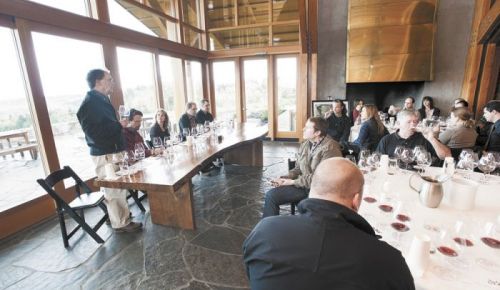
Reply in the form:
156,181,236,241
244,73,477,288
275,55,299,138
242,58,268,126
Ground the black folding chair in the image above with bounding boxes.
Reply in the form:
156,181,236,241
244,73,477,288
37,166,109,248
127,189,147,212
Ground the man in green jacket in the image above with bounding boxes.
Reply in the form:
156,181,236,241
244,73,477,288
262,117,342,217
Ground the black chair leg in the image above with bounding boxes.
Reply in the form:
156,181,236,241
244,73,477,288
129,190,146,212
64,205,105,244
57,208,69,248
291,202,296,215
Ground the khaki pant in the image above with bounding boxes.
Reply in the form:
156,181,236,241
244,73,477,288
92,154,130,228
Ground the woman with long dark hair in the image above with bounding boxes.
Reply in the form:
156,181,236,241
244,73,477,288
418,96,441,120
149,109,170,141
351,104,388,151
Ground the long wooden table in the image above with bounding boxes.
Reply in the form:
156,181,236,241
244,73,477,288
95,123,268,230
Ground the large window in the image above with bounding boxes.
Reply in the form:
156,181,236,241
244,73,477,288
213,61,237,120
0,27,46,211
185,60,204,104
243,59,268,125
32,32,104,182
29,0,90,17
276,56,297,132
116,47,157,136
159,55,185,125
109,0,179,42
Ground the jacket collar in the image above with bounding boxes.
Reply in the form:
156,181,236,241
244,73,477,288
298,198,375,236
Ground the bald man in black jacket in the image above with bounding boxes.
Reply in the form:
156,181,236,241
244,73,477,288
243,158,414,290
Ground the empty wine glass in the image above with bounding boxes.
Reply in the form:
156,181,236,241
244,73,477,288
478,153,496,182
118,105,129,120
152,137,162,148
457,151,478,179
415,150,432,174
182,128,190,138
400,147,414,172
345,155,356,164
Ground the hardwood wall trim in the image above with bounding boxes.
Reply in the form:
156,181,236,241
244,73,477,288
208,45,301,59
308,0,318,54
0,0,207,59
478,0,500,43
475,43,497,115
299,0,307,53
235,59,243,122
461,0,491,104
268,55,275,140
0,13,14,28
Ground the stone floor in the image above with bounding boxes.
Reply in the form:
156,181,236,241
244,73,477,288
0,141,299,290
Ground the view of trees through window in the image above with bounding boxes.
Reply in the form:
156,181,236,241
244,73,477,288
185,60,204,104
213,61,237,120
159,55,185,125
243,59,268,125
276,56,297,132
0,27,45,211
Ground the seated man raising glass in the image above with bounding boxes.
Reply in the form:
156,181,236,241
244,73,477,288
376,109,450,164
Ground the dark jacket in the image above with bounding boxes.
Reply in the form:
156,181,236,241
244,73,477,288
418,107,441,120
243,198,415,290
149,123,170,141
352,118,388,151
77,90,123,156
326,113,351,145
179,113,196,139
196,110,214,124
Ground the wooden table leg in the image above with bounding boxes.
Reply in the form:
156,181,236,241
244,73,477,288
148,181,195,230
223,139,263,167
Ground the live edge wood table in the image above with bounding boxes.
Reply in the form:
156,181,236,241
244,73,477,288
95,123,268,230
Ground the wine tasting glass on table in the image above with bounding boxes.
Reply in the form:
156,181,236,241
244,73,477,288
477,153,496,183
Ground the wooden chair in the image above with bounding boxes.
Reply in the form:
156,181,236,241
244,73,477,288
37,166,109,248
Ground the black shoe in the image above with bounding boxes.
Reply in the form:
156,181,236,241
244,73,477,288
114,222,143,233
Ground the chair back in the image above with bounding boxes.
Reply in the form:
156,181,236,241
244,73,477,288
37,166,92,201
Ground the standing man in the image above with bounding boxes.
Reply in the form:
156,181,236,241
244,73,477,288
196,99,214,124
479,100,500,152
179,102,197,139
244,158,415,290
325,99,351,147
77,69,142,232
262,117,342,217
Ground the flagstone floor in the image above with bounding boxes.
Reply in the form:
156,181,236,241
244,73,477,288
0,141,299,290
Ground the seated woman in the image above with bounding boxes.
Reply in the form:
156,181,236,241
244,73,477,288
351,104,388,152
439,107,477,150
149,109,170,142
418,96,441,120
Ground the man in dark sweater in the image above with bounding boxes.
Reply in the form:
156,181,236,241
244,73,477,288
376,109,450,163
244,158,415,290
77,69,142,233
179,102,198,140
196,99,214,125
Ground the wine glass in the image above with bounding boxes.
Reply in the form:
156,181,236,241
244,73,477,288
134,143,146,169
152,137,162,149
182,128,190,138
367,152,381,171
118,105,129,120
400,147,414,172
415,150,432,174
478,153,496,182
391,202,412,248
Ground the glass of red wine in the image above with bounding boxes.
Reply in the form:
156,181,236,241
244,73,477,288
390,202,411,248
436,223,471,269
479,221,500,250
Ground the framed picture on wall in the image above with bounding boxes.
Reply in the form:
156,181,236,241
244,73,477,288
312,99,350,118
312,100,334,118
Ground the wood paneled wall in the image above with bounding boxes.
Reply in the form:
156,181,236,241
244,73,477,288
347,0,438,83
